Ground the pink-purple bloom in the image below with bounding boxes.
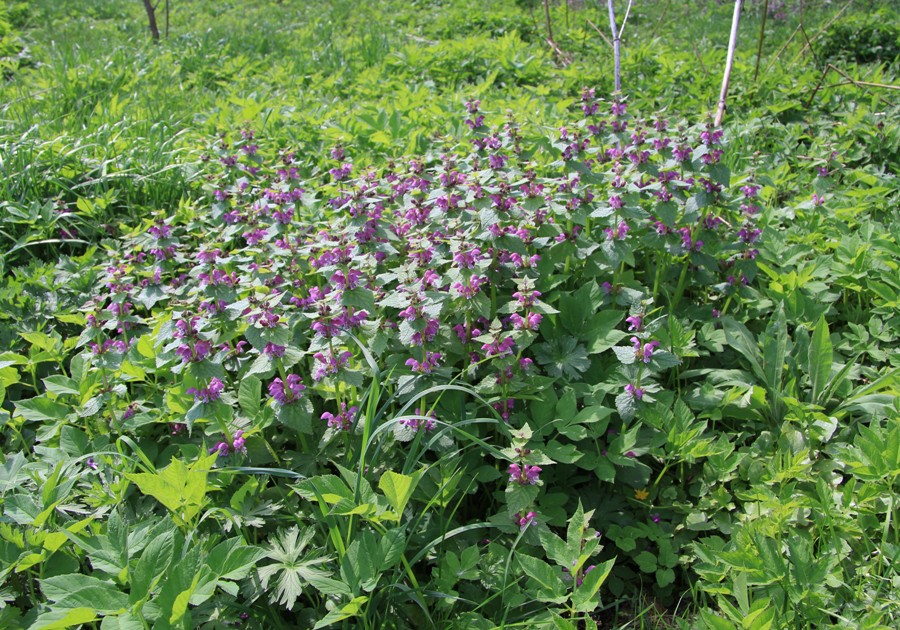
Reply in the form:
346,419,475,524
508,463,542,485
269,374,306,404
631,337,660,363
321,403,358,431
187,377,225,404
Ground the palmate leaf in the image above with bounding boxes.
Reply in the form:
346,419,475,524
534,336,591,380
257,526,333,611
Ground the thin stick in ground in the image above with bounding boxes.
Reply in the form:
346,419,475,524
714,0,743,127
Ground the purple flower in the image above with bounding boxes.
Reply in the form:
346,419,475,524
313,350,353,381
481,335,515,358
405,351,443,374
510,312,542,331
269,374,306,405
631,337,660,363
740,184,760,198
625,315,643,332
605,220,630,241
508,463,542,485
232,430,247,454
263,343,286,358
400,413,437,432
321,403,358,431
625,383,645,400
515,511,537,530
187,377,225,404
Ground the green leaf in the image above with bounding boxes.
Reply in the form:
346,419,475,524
130,529,176,604
571,558,615,612
378,470,419,516
807,316,832,405
206,538,266,581
312,596,368,629
43,375,80,396
634,551,657,573
40,574,129,613
559,283,600,336
379,528,406,569
99,613,144,630
277,397,313,434
517,554,567,603
505,483,540,517
656,567,675,587
125,453,216,526
584,310,626,354
14,397,70,423
538,526,571,568
28,607,98,630
698,609,738,630
238,375,262,417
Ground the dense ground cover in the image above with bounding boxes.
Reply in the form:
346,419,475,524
1,0,898,628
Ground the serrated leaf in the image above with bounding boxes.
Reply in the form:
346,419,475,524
612,346,637,365
43,376,80,396
571,558,615,612
517,554,567,603
238,375,262,417
505,483,540,517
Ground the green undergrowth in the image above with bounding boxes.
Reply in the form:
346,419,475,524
0,1,898,628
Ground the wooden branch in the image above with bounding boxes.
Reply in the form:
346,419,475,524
586,17,613,49
763,24,801,76
543,0,554,44
753,0,769,81
714,0,743,127
691,41,710,80
650,0,672,40
791,0,854,65
806,63,900,108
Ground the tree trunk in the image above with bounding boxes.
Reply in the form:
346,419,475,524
142,0,160,41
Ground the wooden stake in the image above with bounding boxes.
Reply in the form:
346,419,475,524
714,0,743,127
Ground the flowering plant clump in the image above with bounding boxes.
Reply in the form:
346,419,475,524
8,92,780,627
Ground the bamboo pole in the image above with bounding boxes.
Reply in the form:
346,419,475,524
714,0,743,127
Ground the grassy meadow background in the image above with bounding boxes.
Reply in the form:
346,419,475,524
0,0,898,628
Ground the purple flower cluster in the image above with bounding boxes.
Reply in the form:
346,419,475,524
210,430,246,456
269,374,306,404
321,403,358,431
405,351,443,374
631,337,660,363
187,377,225,403
508,463,542,485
